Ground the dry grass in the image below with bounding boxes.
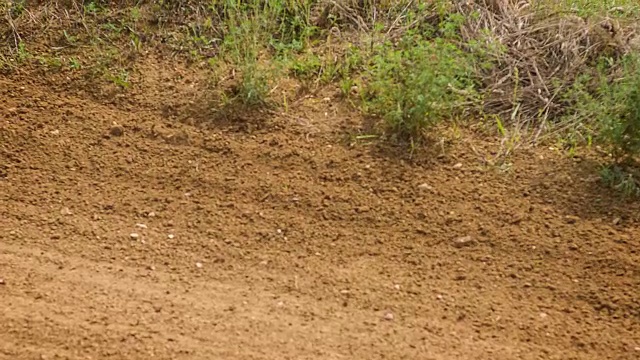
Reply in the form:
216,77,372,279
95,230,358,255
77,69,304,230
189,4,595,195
456,0,639,136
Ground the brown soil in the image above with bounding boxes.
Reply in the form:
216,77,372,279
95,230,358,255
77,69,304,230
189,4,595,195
1,56,639,360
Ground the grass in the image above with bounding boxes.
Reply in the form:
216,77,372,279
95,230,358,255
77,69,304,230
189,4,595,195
2,0,640,195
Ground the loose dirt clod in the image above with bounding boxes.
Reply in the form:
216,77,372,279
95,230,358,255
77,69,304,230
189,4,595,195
565,216,580,224
109,125,124,137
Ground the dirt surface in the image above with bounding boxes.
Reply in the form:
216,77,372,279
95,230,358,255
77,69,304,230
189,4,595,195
1,58,640,360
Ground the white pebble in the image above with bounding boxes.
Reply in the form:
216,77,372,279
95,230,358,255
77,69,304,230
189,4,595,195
394,284,401,290
136,223,148,229
168,234,175,239
384,312,394,321
130,233,139,240
196,262,203,268
539,312,548,319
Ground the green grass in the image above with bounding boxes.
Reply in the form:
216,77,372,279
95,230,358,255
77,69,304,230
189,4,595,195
359,35,480,140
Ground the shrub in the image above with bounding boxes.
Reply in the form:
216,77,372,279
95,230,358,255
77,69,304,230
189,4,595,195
360,34,480,139
597,55,640,164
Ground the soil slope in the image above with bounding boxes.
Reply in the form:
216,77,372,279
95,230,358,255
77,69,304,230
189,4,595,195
1,59,639,360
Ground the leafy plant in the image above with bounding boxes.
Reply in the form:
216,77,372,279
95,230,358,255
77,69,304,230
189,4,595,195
596,55,640,163
360,34,480,139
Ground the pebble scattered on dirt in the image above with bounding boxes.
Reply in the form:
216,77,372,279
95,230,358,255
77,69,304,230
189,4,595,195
130,233,140,240
451,236,476,249
417,183,434,191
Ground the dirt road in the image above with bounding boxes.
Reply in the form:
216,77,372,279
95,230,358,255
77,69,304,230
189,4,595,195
1,64,639,359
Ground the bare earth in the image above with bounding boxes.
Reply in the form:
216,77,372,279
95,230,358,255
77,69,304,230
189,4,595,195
1,59,639,360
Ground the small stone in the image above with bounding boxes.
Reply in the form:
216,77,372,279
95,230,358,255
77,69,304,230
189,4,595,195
50,129,60,135
524,282,533,288
613,217,621,225
568,243,579,251
418,183,434,191
634,346,640,352
340,289,350,295
130,233,140,240
565,215,580,224
394,284,401,290
167,234,175,239
453,163,463,169
0,278,5,285
109,125,124,137
60,207,73,215
148,211,157,218
539,312,548,319
436,294,444,301
451,236,476,249
135,223,148,229
356,206,370,213
196,262,203,268
384,312,394,321
454,274,467,281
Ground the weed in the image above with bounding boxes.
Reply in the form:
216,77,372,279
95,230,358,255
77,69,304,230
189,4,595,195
597,55,640,164
565,54,640,164
69,57,82,70
107,69,131,89
16,41,30,63
600,165,640,198
361,34,480,140
36,55,63,70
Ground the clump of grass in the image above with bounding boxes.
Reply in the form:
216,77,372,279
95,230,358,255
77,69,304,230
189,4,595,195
595,55,640,164
211,0,317,108
359,34,480,140
600,165,640,198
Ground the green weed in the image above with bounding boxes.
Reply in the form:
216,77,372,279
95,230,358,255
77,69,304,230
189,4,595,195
360,34,480,140
600,165,640,198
